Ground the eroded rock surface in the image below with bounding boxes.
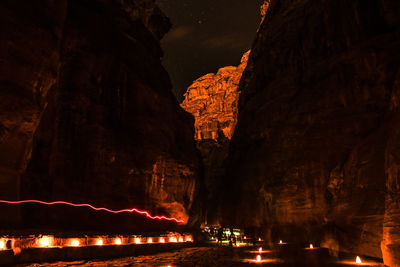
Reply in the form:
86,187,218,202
181,51,249,141
222,0,400,265
0,0,199,232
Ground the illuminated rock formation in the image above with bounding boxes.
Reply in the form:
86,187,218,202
222,0,400,265
0,0,199,231
181,51,249,141
260,0,270,22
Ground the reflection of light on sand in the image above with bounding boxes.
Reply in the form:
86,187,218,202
249,249,272,254
305,244,319,250
336,258,381,266
243,258,281,264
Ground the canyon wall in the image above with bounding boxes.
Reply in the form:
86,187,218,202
222,0,400,265
0,0,199,232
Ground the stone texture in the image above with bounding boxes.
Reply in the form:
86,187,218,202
0,0,67,226
260,0,270,23
181,51,249,141
0,0,199,232
221,0,400,265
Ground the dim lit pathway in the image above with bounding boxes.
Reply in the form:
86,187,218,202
17,246,384,267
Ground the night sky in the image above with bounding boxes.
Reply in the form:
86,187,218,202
156,0,261,101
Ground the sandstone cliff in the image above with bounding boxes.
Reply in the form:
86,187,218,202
181,51,249,141
0,0,199,232
180,52,249,224
222,0,400,265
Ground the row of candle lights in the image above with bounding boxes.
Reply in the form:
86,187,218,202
248,240,367,265
0,235,193,251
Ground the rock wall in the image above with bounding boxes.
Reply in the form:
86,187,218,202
0,0,199,232
0,0,67,226
181,51,249,141
222,0,400,265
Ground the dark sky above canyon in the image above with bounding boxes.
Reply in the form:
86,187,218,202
156,0,261,101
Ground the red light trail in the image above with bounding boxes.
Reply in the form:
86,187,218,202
0,200,184,223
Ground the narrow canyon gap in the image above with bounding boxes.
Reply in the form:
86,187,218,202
0,0,399,266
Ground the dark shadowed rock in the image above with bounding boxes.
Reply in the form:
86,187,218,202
0,0,199,232
221,0,400,265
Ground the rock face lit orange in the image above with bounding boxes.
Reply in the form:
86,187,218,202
181,51,249,141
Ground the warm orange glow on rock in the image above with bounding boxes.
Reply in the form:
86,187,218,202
356,256,362,264
181,51,249,141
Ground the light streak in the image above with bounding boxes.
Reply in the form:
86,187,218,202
0,199,184,223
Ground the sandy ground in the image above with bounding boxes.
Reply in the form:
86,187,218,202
18,246,384,267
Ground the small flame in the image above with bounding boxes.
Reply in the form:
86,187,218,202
96,239,103,246
160,237,165,243
279,240,283,244
310,244,313,249
71,239,80,247
134,238,141,244
256,255,261,262
259,237,262,241
0,240,4,250
356,256,362,264
244,236,247,239
147,238,153,243
115,238,122,245
236,243,240,247
179,237,184,242
259,247,262,253
38,236,51,247
186,237,192,242
169,237,177,243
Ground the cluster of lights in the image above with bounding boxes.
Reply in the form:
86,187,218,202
0,234,193,252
